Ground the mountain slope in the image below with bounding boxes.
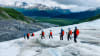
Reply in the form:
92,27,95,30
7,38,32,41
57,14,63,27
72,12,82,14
54,8,100,19
13,7,100,20
0,7,35,23
0,7,57,42
13,7,71,17
0,19,100,56
86,14,100,21
31,14,100,26
77,14,100,23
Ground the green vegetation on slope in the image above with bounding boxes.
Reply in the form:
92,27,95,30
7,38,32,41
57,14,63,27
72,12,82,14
85,14,100,21
74,14,100,24
1,7,99,26
35,17,79,26
35,14,100,26
0,7,35,23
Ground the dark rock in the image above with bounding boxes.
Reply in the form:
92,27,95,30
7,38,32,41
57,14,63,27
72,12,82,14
0,19,57,42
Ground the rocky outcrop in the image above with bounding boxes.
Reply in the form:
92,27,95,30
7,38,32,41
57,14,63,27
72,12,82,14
0,19,58,42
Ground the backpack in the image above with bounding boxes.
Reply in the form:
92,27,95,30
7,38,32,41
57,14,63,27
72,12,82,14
42,32,45,36
62,31,64,36
32,33,35,36
76,29,79,36
27,33,30,37
50,32,52,36
69,30,72,35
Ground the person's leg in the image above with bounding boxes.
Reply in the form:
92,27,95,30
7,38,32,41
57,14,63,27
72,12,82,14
27,37,29,40
41,36,43,39
75,35,78,42
74,35,77,43
50,35,53,39
62,35,63,40
62,36,63,40
49,35,50,39
61,35,62,40
69,35,72,40
67,35,70,41
74,35,76,42
51,35,53,39
43,36,45,39
24,36,25,39
60,35,61,40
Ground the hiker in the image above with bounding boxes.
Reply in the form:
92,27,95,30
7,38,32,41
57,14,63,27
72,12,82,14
32,32,35,37
27,33,30,40
73,26,80,43
49,30,53,39
67,28,72,41
24,33,26,39
60,28,64,40
41,30,45,39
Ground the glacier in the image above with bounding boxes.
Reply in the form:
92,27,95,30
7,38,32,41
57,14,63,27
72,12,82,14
0,19,100,56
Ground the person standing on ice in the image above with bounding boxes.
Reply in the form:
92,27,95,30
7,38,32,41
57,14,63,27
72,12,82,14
49,30,53,39
67,28,72,41
41,30,45,39
73,26,80,43
60,28,64,40
27,33,30,40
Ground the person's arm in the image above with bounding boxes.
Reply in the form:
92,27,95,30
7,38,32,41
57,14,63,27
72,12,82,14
59,32,61,34
40,34,41,35
73,30,75,33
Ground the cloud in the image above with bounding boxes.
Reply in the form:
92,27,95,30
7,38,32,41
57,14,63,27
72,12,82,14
52,0,100,12
53,0,100,7
0,0,100,12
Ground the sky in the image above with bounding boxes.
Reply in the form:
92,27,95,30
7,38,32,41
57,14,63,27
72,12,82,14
0,0,100,12
53,0,100,12
54,0,100,7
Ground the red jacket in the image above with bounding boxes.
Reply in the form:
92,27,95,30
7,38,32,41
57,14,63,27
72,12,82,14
62,31,64,36
32,33,35,36
69,30,72,35
42,32,45,36
27,33,30,37
76,29,79,36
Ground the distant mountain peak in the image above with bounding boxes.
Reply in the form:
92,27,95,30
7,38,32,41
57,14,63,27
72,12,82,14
0,0,69,9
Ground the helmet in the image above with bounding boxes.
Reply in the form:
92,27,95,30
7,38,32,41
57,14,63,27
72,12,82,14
42,30,44,32
61,28,63,30
50,30,52,31
68,28,71,30
75,26,77,29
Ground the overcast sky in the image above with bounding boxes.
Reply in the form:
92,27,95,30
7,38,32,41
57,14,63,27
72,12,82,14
54,0,100,7
0,0,100,12
52,0,100,12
